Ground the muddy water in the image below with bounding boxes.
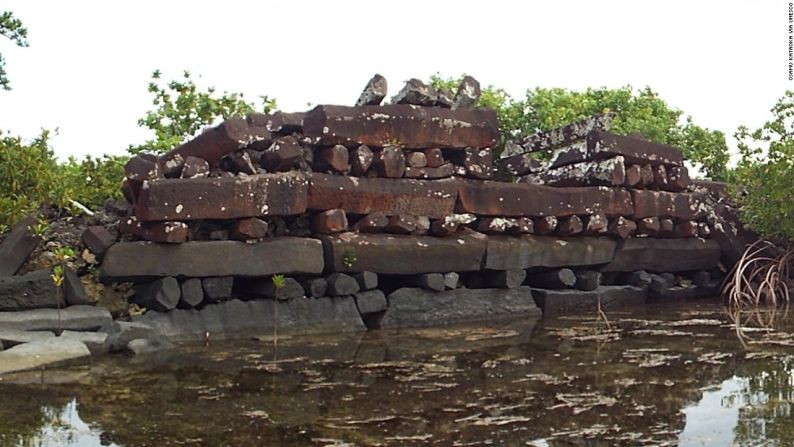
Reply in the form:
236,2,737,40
2,301,794,446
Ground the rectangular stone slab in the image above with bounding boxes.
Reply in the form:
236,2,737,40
0,216,40,276
0,305,112,332
135,172,308,221
380,286,541,328
319,231,487,274
303,104,498,149
602,238,721,273
504,113,614,157
548,130,685,169
307,173,457,219
99,239,324,281
485,235,616,270
134,298,365,341
456,180,633,217
631,190,708,220
532,286,646,315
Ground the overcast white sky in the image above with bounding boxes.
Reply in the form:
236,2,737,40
0,0,789,159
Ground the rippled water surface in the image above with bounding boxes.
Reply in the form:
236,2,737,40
2,300,794,446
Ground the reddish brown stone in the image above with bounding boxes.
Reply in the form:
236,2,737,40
548,130,685,168
520,156,625,187
119,217,189,243
404,163,455,179
350,144,374,176
160,116,251,172
667,166,690,192
424,148,445,168
353,213,389,233
631,190,707,220
265,111,305,134
261,136,302,172
624,164,641,187
135,172,308,221
311,209,348,234
385,215,417,234
652,165,668,190
406,151,428,168
455,181,633,217
607,216,636,239
638,217,661,236
303,104,498,149
307,173,457,219
180,156,210,179
463,148,493,180
81,226,116,258
356,74,388,107
639,164,654,187
430,219,460,237
320,145,351,173
584,212,608,235
373,146,406,178
125,155,162,181
122,179,140,204
675,220,699,238
660,218,675,236
534,216,558,235
227,150,258,175
230,217,268,240
502,153,543,176
245,113,274,150
557,216,583,236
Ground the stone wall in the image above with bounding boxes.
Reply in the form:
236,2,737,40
89,75,746,337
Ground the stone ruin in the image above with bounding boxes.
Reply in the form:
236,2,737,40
0,75,756,346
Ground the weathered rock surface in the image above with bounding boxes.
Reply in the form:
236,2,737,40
354,271,378,291
303,104,498,149
392,78,437,106
80,226,115,259
99,321,156,353
548,130,684,168
356,74,388,106
453,75,481,109
0,338,91,375
159,117,251,173
0,329,54,349
527,268,576,289
373,146,406,178
260,136,302,172
532,286,646,314
602,238,721,273
0,306,112,332
60,330,109,355
134,277,181,311
485,235,616,270
135,172,309,221
0,216,41,276
134,298,365,341
320,231,487,274
506,114,614,156
300,277,328,298
202,277,234,303
380,287,541,328
100,239,324,281
0,269,60,311
575,270,602,291
521,156,626,187
455,181,633,217
179,278,204,308
326,273,360,296
307,174,457,219
631,190,707,220
353,289,388,315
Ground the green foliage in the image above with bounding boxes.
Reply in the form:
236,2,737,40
29,220,48,238
50,264,64,287
429,74,730,180
0,10,28,90
732,91,794,240
130,70,276,154
342,251,357,269
271,274,286,290
0,129,125,227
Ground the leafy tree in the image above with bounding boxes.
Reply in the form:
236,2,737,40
0,10,28,90
429,74,730,180
129,70,277,154
732,91,794,240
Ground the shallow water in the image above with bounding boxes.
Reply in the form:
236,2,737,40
2,301,794,446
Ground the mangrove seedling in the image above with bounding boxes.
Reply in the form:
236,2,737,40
50,265,64,335
342,251,357,269
271,274,286,354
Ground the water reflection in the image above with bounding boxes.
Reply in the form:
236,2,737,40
4,302,794,446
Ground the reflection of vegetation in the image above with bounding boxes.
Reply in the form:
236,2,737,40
733,358,794,445
0,391,72,447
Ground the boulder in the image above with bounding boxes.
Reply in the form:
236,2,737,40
380,287,541,328
202,277,234,303
424,148,445,168
0,216,41,276
180,156,210,179
392,78,437,106
134,277,181,312
80,226,115,259
354,271,378,291
230,217,268,240
353,289,388,316
159,116,250,172
373,146,406,178
0,338,91,375
100,239,324,281
575,270,602,291
326,273,360,296
506,114,614,156
63,268,91,306
356,74,388,106
179,278,204,309
352,213,389,233
260,136,302,172
300,277,328,298
0,269,59,311
350,144,374,176
319,231,487,274
453,75,481,109
60,330,109,356
319,145,351,173
311,209,349,234
548,130,684,168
